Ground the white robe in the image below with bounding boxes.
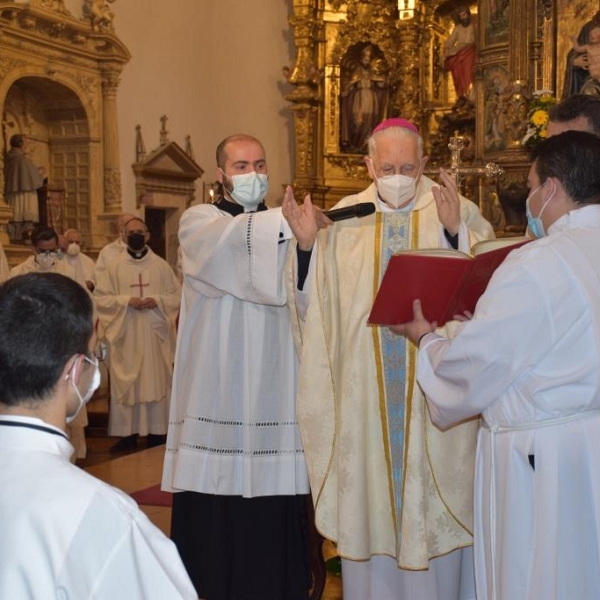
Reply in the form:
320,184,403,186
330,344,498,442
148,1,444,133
418,205,600,600
288,179,493,598
94,249,181,437
162,204,309,498
0,415,197,599
65,251,95,286
93,237,126,283
10,253,81,284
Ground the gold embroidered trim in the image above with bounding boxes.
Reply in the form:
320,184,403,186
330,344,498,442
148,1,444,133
372,211,398,541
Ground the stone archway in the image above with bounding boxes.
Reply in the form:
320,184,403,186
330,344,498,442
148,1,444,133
4,76,95,245
0,1,130,251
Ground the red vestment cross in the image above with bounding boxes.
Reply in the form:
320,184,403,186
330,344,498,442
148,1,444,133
130,273,149,297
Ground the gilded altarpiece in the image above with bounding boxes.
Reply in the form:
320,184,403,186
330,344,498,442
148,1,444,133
286,0,599,235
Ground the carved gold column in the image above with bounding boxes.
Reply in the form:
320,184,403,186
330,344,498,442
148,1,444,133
101,68,123,213
285,1,320,196
393,15,423,123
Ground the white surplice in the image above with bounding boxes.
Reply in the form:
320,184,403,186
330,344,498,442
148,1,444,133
93,237,127,283
288,179,493,599
418,205,600,600
65,251,95,285
94,249,181,437
10,254,80,283
0,415,197,599
162,203,309,497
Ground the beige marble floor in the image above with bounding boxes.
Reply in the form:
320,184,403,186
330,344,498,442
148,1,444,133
85,443,342,599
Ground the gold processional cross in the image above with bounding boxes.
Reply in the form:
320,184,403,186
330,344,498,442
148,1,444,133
447,135,504,187
443,136,504,219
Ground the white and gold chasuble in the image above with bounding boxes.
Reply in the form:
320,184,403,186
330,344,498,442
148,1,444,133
289,180,493,568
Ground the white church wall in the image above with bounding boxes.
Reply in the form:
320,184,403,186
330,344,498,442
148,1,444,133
64,0,296,215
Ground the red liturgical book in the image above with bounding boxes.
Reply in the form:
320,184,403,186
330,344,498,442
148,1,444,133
368,237,531,326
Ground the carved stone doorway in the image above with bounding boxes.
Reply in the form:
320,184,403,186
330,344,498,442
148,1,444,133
145,206,167,260
4,76,94,245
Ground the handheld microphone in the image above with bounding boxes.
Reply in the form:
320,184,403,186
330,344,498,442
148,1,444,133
324,202,376,222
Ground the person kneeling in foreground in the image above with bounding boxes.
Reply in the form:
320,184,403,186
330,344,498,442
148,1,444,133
393,130,600,600
0,272,197,599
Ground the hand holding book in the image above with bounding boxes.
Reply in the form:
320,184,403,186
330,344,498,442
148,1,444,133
369,236,531,327
389,299,436,346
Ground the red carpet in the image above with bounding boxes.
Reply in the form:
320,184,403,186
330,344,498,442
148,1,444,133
130,484,173,507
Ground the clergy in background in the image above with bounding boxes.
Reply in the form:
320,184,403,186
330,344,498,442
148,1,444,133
10,226,79,282
162,134,311,600
394,130,600,600
94,217,180,452
93,212,135,283
283,118,494,600
9,225,89,460
62,228,96,292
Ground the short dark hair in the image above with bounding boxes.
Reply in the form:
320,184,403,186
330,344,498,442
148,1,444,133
548,95,600,136
215,134,264,170
31,226,59,246
9,134,23,148
0,273,93,406
532,130,600,204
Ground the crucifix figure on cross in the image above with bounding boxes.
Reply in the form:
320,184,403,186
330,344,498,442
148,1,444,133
130,273,149,297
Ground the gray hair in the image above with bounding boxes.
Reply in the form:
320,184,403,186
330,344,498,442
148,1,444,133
367,126,424,159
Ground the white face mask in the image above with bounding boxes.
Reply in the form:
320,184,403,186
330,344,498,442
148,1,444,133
35,252,59,270
66,356,101,424
224,171,269,209
67,242,80,256
376,173,419,210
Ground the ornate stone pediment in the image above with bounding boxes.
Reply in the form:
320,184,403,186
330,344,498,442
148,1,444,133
0,1,129,58
133,142,204,184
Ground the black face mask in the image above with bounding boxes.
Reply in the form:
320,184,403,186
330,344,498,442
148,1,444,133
127,232,146,251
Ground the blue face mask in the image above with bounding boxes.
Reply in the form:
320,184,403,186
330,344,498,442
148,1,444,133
526,182,555,238
223,171,269,210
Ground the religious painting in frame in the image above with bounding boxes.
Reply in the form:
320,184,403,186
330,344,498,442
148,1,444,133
555,0,600,99
483,0,509,46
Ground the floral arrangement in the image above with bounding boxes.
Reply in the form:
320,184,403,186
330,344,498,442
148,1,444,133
522,90,556,147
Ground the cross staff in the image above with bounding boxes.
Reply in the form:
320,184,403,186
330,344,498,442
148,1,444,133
447,136,504,185
130,273,149,298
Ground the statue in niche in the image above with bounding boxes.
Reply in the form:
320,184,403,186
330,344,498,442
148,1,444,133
340,43,389,154
563,11,600,98
444,6,476,102
4,134,46,243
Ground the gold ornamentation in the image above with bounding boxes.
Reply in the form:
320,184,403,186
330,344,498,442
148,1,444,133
326,154,367,179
